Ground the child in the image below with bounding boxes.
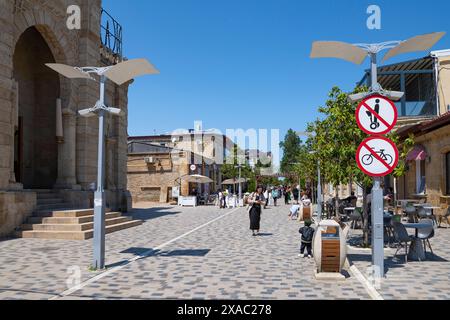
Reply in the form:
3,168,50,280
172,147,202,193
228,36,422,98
298,219,315,258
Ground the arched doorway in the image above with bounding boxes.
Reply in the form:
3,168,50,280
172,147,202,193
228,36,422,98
13,27,59,189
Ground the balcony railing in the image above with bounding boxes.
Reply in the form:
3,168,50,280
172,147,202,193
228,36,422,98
101,8,123,61
394,101,437,118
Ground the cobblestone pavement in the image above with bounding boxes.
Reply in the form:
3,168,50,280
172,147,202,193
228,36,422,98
347,225,450,300
1,203,371,300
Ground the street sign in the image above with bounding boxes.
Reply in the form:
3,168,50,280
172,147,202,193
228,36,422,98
190,164,197,171
356,94,398,135
356,136,399,177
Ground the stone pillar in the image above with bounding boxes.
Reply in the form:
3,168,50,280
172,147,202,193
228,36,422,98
8,80,22,190
106,136,117,190
55,108,79,189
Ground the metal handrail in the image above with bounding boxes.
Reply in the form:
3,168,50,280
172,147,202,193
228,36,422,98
101,8,123,59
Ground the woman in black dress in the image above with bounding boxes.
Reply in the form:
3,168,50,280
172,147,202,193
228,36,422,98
247,185,265,236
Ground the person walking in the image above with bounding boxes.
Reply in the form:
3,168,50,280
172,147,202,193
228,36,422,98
292,186,299,204
272,188,279,207
284,186,291,205
263,187,269,209
247,185,265,236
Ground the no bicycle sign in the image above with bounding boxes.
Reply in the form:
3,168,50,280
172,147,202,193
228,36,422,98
356,136,399,177
356,94,398,135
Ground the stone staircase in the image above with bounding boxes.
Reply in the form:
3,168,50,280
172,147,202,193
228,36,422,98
16,190,142,240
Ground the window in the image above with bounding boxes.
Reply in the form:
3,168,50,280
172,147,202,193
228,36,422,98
446,152,450,195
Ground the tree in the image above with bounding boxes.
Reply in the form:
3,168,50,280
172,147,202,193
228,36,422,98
220,144,255,192
280,129,302,183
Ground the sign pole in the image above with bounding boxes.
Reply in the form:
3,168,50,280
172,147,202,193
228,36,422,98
370,52,384,279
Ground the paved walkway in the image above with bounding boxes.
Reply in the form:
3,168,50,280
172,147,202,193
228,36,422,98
0,203,371,300
347,225,450,300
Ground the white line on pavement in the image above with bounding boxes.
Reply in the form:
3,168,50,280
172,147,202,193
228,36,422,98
348,264,384,300
49,207,243,300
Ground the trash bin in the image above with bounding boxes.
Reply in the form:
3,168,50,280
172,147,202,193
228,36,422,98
313,220,347,273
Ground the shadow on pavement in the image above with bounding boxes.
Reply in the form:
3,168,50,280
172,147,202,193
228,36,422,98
348,252,448,276
107,248,211,268
125,207,181,221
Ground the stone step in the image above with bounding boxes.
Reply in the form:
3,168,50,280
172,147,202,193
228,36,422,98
36,193,60,200
26,212,122,224
35,203,73,211
22,216,132,232
33,189,54,193
33,208,111,218
36,198,65,205
18,220,143,240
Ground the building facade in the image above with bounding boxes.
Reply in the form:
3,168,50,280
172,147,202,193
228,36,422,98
127,130,236,204
0,0,131,237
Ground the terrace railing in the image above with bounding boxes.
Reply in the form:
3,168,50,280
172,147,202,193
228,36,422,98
101,8,123,61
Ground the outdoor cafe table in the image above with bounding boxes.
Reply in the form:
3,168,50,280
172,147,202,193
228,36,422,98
402,222,431,261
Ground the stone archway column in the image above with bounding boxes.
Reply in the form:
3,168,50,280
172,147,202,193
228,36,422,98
8,80,22,190
55,107,79,190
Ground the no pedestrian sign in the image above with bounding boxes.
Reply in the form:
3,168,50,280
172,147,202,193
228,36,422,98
356,94,398,135
356,136,399,177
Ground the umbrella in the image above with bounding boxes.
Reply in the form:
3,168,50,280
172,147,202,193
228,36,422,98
221,178,248,185
182,174,213,184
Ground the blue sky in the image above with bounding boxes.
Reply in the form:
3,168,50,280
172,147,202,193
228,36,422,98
103,0,450,148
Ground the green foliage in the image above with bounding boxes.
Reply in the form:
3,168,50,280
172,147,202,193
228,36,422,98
389,133,415,178
280,129,302,182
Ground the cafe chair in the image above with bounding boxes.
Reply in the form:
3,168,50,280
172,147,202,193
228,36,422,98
405,205,418,223
349,207,362,234
438,207,450,228
417,219,434,256
392,222,415,263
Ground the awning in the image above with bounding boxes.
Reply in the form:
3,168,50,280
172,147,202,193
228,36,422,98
181,174,213,184
221,178,248,185
406,146,427,161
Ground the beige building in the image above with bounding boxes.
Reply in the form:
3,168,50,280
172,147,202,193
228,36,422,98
396,112,450,208
0,0,132,237
127,130,236,204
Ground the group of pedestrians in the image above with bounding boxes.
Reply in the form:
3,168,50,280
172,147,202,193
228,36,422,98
245,185,316,258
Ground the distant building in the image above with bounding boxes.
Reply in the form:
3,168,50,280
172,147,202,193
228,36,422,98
127,130,236,203
397,111,450,208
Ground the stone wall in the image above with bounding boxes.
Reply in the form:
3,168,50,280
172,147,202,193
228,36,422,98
438,56,450,115
398,124,450,211
127,153,190,204
0,191,36,238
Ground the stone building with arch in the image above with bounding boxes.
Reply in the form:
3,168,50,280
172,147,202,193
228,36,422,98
0,0,132,237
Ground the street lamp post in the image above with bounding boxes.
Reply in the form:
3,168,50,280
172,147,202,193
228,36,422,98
310,31,445,279
309,150,322,222
46,59,159,269
235,164,242,201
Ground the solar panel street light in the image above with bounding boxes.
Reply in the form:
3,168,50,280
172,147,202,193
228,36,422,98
46,58,159,270
382,32,445,62
310,32,445,280
310,32,445,99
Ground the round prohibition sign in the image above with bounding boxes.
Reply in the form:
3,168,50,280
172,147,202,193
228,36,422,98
356,136,399,177
356,94,398,135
